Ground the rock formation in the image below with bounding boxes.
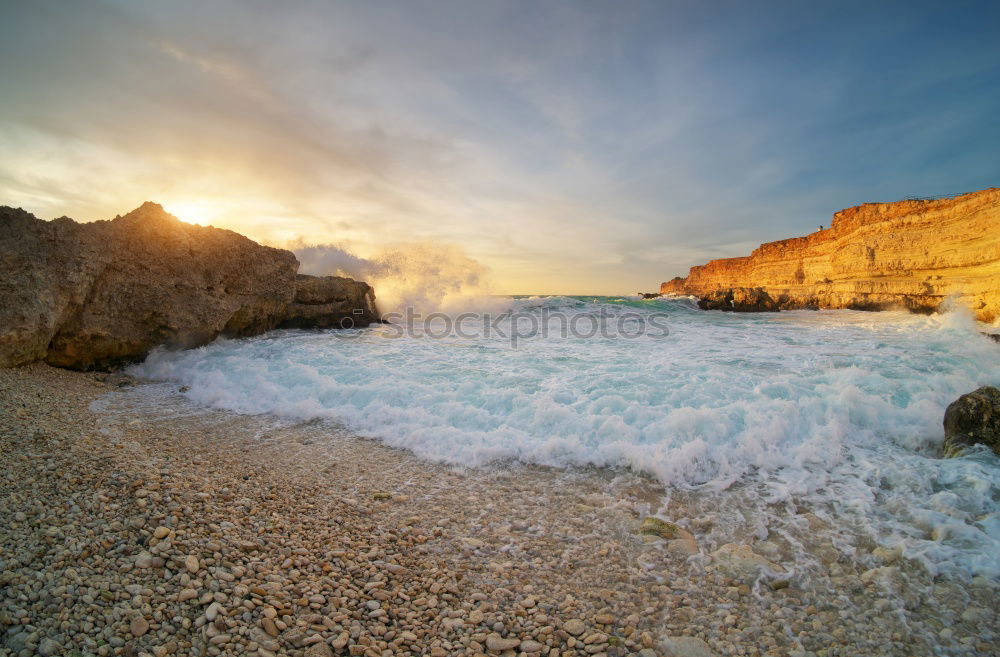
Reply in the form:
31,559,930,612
661,188,1000,321
280,274,377,329
942,386,1000,457
696,287,778,312
0,203,379,370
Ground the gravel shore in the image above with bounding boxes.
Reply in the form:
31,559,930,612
1,364,997,657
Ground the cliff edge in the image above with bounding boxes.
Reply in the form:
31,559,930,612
661,188,1000,321
0,203,379,370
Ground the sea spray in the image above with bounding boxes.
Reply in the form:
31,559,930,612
291,240,501,315
133,297,1000,578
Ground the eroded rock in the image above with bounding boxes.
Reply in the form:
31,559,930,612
0,203,378,370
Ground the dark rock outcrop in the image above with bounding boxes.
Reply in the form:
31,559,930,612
281,275,377,329
0,203,379,370
942,386,1000,457
696,287,779,312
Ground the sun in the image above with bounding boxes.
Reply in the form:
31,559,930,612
162,200,219,227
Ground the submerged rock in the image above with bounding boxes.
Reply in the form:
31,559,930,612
942,386,1000,457
696,287,779,312
639,516,688,540
872,545,903,565
0,203,378,370
709,543,785,584
659,636,719,657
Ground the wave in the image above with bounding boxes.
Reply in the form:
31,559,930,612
132,301,1000,578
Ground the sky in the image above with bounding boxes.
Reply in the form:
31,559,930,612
1,1,998,295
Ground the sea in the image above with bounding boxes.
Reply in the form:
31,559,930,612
131,295,1000,579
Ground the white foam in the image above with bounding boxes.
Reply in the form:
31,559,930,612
132,298,1000,577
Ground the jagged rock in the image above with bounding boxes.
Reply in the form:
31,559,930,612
662,188,1000,321
697,287,778,312
0,203,378,370
942,386,1000,457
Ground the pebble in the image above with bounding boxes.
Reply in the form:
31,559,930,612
332,631,350,650
0,363,992,657
134,553,154,569
205,601,223,621
486,635,522,651
130,616,150,637
37,638,62,657
306,643,334,657
659,636,717,657
261,616,279,636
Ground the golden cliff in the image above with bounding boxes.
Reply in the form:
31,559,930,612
661,188,1000,321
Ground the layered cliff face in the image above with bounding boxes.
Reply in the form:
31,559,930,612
0,203,379,370
662,188,1000,321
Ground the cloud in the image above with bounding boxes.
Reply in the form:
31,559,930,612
1,1,998,293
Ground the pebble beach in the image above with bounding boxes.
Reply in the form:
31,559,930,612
1,364,997,657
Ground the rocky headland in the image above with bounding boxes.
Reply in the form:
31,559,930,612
661,188,1000,320
0,203,378,370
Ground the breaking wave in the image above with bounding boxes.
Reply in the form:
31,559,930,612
132,297,1000,577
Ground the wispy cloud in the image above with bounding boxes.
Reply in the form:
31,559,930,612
1,0,998,293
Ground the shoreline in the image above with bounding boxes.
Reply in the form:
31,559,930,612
2,365,997,657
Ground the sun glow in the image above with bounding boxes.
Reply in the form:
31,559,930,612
162,200,220,227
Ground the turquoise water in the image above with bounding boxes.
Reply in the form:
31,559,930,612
133,296,1000,577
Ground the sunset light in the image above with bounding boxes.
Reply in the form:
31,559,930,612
2,3,999,657
162,200,220,227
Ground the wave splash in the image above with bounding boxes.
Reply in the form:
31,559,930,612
133,298,1000,577
291,240,498,315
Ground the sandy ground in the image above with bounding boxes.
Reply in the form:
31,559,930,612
1,364,997,657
